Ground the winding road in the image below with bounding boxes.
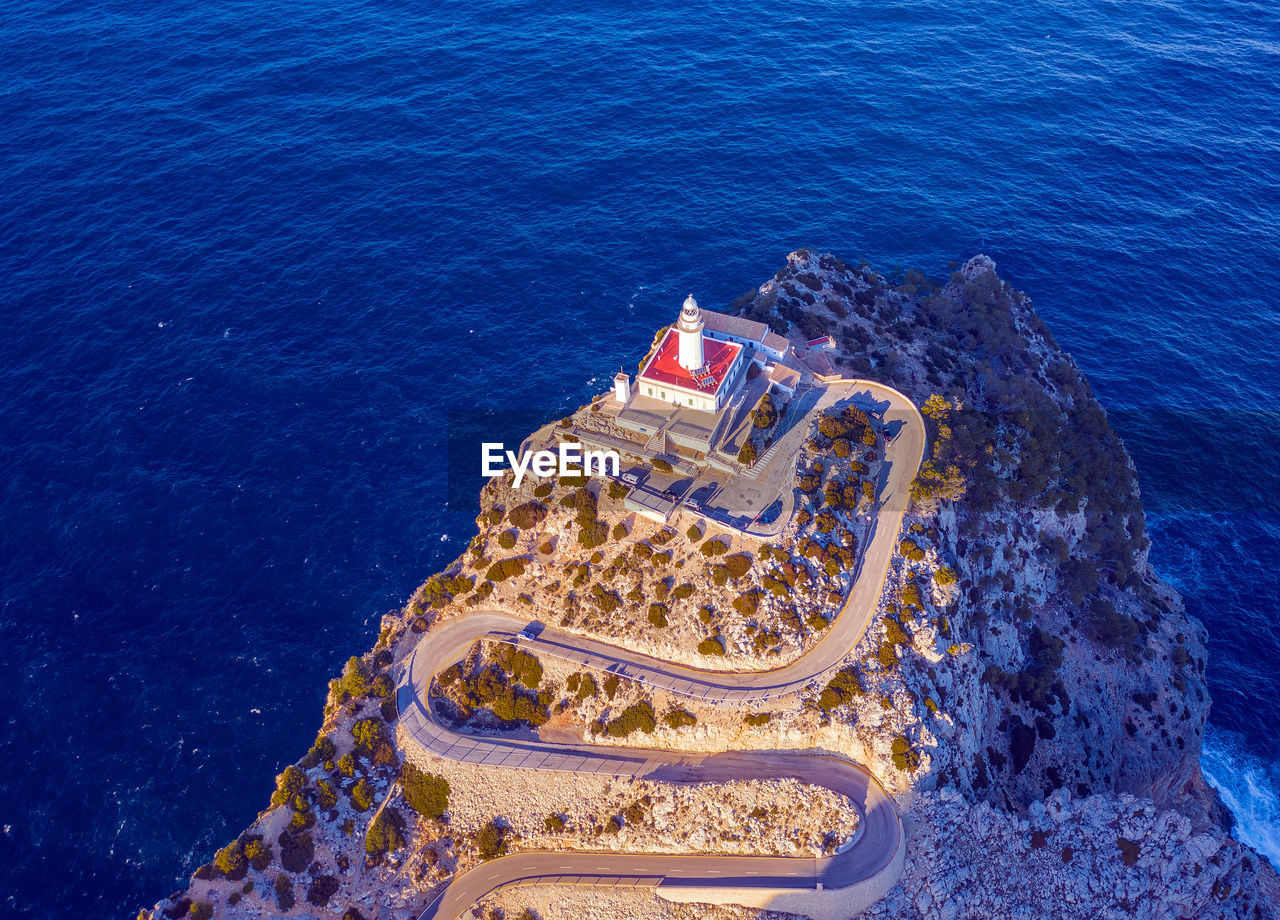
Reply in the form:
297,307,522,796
396,381,925,920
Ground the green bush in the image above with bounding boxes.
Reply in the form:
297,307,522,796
498,530,518,550
899,538,925,562
737,440,758,465
744,712,773,726
486,557,527,582
544,813,567,833
402,764,450,819
306,875,340,906
604,701,657,738
214,842,245,876
700,539,729,557
274,875,295,910
602,674,620,698
351,718,385,753
491,644,544,687
534,482,553,498
697,636,726,656
608,480,629,501
671,583,695,601
663,709,697,729
878,641,900,668
365,809,406,855
818,666,864,711
244,838,272,870
271,766,306,809
651,456,673,473
934,565,957,586
732,591,760,617
723,553,752,578
647,604,669,627
686,524,702,542
508,500,548,530
476,820,507,859
611,522,628,540
189,902,213,920
351,778,374,812
333,656,371,701
890,736,921,771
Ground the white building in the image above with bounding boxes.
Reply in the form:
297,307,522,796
633,295,750,413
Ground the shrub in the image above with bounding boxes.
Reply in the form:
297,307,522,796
271,766,306,809
545,813,567,832
884,617,910,645
534,482,553,498
189,902,213,920
815,512,837,534
277,829,313,873
333,656,370,701
663,709,697,729
402,764,450,819
351,778,374,812
274,875,295,910
744,712,773,727
611,522,628,540
336,753,355,777
607,480,629,500
497,530,518,550
486,557,527,582
899,538,925,562
817,666,863,711
890,736,921,771
686,523,702,541
244,838,272,870
351,718,385,753
671,583,695,601
306,875,340,906
697,636,726,656
723,553,752,578
214,842,245,876
604,701,657,737
878,641,900,668
602,674,620,698
934,565,957,586
700,539,729,557
491,644,544,687
508,500,548,530
648,604,669,628
315,780,338,811
738,440,758,465
574,672,598,700
733,591,760,617
539,540,554,554
806,612,830,630
652,457,673,473
476,820,507,859
365,810,405,855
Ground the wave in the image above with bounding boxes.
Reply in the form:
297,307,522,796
1202,725,1280,867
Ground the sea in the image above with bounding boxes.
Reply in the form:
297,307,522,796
2,0,1279,915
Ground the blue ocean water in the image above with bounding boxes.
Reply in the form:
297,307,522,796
2,0,1279,914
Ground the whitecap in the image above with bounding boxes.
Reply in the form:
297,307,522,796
1202,725,1280,866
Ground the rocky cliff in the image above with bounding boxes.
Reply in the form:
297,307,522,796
144,252,1277,920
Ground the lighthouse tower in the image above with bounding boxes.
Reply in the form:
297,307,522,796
676,293,705,371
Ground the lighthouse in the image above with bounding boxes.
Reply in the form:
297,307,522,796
676,293,705,371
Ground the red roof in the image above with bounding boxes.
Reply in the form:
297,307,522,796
638,329,741,394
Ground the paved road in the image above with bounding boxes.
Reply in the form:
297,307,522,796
399,380,925,920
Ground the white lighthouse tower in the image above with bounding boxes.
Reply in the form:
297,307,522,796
676,293,705,371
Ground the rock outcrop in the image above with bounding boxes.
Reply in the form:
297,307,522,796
144,251,1278,920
